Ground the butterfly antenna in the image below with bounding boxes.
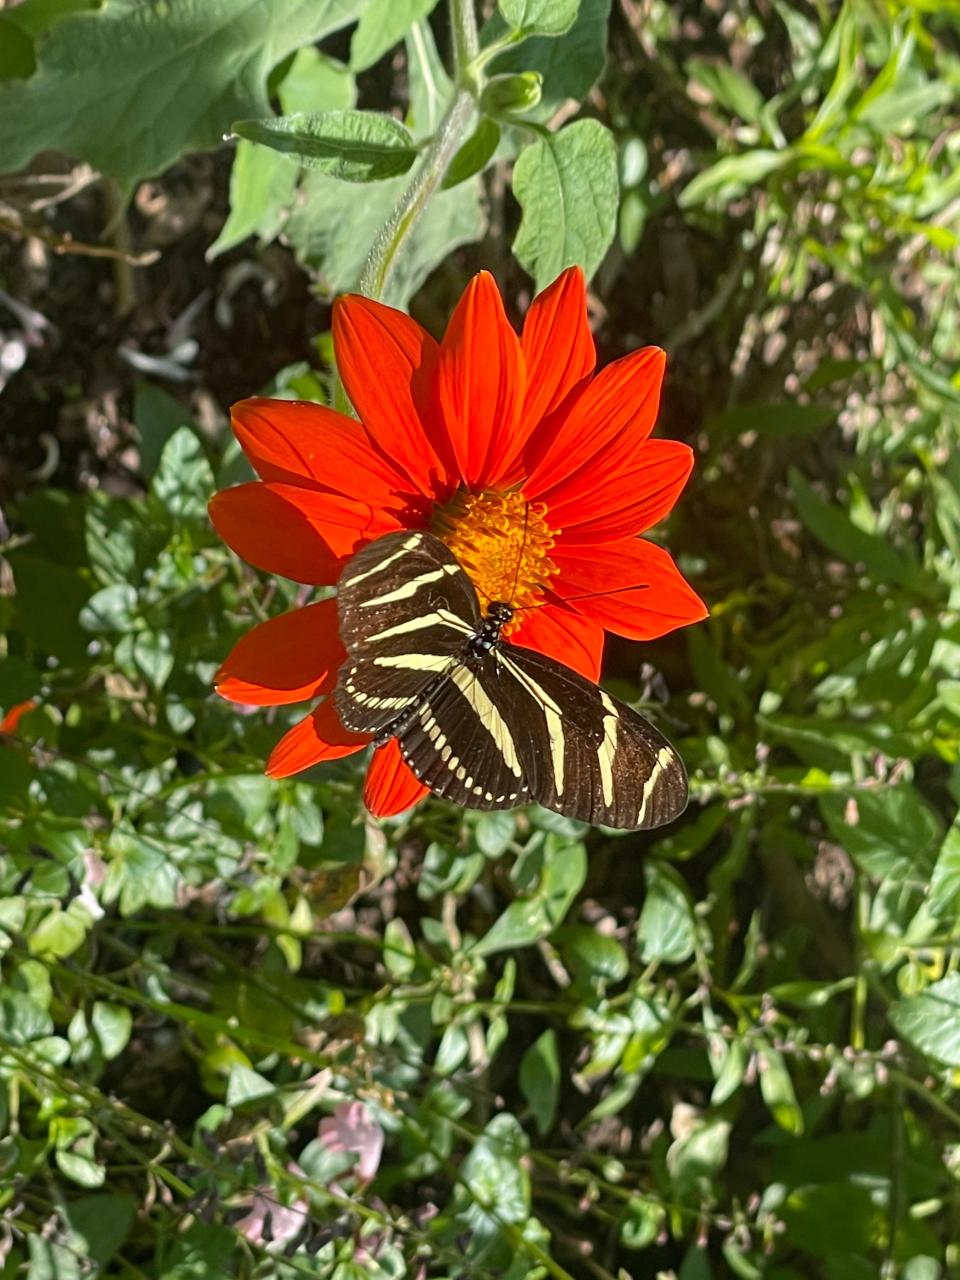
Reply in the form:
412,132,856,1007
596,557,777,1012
512,582,650,612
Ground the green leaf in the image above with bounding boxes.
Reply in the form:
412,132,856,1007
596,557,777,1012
0,16,35,80
637,862,697,964
472,837,586,955
490,0,611,117
210,50,356,259
519,1029,560,1134
27,905,90,959
555,924,629,988
151,427,214,522
0,990,54,1044
889,973,960,1066
350,0,439,72
0,0,365,183
79,583,139,634
758,1046,804,1134
707,401,836,440
930,819,960,918
679,148,792,208
789,468,914,585
820,787,940,882
8,551,91,664
685,58,764,123
499,0,580,36
442,118,501,189
132,382,190,479
233,110,417,182
512,118,618,289
384,917,417,978
475,810,516,857
27,1237,83,1280
64,1195,136,1267
225,1063,275,1106
91,1002,132,1060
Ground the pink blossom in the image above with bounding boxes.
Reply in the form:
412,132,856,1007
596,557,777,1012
318,1101,384,1183
235,1188,309,1249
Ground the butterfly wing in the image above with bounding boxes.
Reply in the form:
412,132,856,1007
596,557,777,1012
335,531,482,737
395,657,531,810
495,642,688,829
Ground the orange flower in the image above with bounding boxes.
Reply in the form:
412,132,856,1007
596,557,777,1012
210,268,707,818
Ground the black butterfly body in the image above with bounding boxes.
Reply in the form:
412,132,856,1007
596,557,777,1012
334,530,687,829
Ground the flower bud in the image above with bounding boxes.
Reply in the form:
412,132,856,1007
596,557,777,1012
479,71,542,118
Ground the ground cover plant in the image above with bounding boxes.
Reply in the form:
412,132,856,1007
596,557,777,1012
1,0,959,1276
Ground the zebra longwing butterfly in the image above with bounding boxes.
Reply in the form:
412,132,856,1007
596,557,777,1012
335,531,688,829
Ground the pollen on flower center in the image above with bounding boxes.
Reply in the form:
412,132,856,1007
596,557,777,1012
432,489,558,630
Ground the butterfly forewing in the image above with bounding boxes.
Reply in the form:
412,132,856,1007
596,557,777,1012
335,531,480,736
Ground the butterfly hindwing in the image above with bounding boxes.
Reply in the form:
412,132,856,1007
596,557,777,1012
496,644,688,829
335,531,480,736
396,661,531,810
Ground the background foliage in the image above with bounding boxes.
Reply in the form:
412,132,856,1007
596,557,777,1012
2,1,960,1277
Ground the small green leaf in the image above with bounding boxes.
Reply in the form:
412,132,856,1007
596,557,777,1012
442,118,501,189
490,0,611,117
637,863,696,964
512,118,618,289
889,972,960,1066
91,1002,132,1060
151,427,214,522
758,1046,804,1134
350,0,439,71
499,0,580,36
226,1063,276,1106
519,1029,560,1134
233,110,417,182
679,148,792,208
685,58,764,123
474,810,516,856
384,917,416,978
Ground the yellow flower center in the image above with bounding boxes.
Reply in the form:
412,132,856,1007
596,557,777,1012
432,488,558,632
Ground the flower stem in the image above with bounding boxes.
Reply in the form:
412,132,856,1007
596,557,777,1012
357,0,479,302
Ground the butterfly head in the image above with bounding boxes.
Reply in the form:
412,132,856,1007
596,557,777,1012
486,600,514,627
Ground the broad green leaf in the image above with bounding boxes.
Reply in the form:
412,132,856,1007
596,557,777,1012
555,924,629,988
637,862,696,964
929,819,960,918
475,810,516,856
889,973,960,1066
286,166,485,306
519,1029,560,1134
233,110,417,182
443,118,501,189
499,0,579,36
472,837,586,956
7,551,91,664
679,148,792,208
28,1237,83,1280
512,118,618,289
64,1195,137,1267
490,0,610,116
210,49,356,259
350,0,439,72
789,468,914,585
0,16,34,79
820,787,939,882
0,0,365,183
0,990,53,1044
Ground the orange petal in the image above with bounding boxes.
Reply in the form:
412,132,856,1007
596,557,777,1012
209,483,402,585
546,440,694,543
436,271,527,489
216,600,345,706
522,346,666,498
333,295,455,499
231,397,413,505
552,538,708,640
266,700,370,779
509,604,604,681
0,699,37,735
364,740,429,817
520,266,595,430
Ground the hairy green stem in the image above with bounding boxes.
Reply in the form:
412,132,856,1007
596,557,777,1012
357,0,479,300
